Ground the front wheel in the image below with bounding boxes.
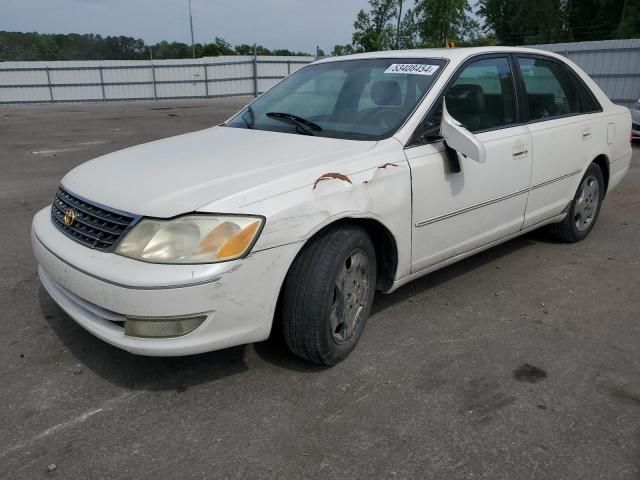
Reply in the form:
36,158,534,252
548,163,605,242
280,226,377,365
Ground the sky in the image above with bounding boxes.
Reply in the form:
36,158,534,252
3,0,373,53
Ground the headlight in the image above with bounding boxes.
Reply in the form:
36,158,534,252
115,214,264,264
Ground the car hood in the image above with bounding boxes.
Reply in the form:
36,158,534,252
62,126,377,217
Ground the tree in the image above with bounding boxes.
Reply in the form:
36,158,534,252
331,44,356,56
0,31,320,61
201,37,236,56
513,0,570,44
568,0,626,42
397,7,420,48
352,0,398,51
233,44,271,55
477,0,525,45
413,0,479,47
616,0,640,38
151,40,191,59
479,0,634,45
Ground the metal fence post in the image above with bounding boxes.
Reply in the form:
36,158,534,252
99,66,106,101
45,67,53,103
253,54,258,97
151,63,158,100
287,60,291,76
204,63,209,98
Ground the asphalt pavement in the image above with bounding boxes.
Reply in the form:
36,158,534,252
1,99,639,479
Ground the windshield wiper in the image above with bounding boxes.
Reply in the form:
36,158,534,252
266,112,322,136
242,105,255,129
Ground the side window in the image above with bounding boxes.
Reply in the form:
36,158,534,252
517,57,598,120
564,66,600,113
411,57,516,144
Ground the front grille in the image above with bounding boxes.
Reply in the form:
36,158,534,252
51,188,138,251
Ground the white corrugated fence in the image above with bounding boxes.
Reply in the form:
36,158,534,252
530,39,640,105
1,39,639,104
0,56,314,104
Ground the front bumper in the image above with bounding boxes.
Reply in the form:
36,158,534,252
32,207,299,356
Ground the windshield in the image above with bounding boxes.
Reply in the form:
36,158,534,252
227,58,446,140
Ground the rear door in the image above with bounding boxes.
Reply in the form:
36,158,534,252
406,55,533,272
516,55,602,228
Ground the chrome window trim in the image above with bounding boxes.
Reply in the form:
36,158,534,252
404,50,604,150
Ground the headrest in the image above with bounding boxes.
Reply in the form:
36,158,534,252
371,80,402,106
446,84,486,114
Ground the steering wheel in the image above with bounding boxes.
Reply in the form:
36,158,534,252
370,108,404,129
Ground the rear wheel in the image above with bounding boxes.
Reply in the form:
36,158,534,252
548,163,605,242
281,226,377,365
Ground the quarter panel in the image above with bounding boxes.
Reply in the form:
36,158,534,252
523,115,593,228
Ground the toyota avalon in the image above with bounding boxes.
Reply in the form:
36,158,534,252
32,47,633,365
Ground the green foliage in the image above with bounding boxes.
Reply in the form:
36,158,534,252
151,40,190,59
201,37,236,57
352,0,399,51
331,44,356,56
615,0,640,38
479,0,638,45
0,32,311,61
0,32,148,61
477,0,524,44
397,8,420,48
347,0,480,53
414,0,479,47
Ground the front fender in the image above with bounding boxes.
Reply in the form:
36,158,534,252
237,151,413,282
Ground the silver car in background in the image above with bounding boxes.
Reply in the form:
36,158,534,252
632,99,640,141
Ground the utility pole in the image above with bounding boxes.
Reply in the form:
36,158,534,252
188,0,196,58
396,0,403,50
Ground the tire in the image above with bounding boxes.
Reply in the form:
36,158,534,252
547,162,605,242
281,225,377,365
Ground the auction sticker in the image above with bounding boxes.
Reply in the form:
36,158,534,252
384,64,440,75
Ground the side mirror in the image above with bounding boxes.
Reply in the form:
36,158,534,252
440,98,486,172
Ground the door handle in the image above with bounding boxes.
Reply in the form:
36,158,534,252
512,144,528,158
582,128,592,140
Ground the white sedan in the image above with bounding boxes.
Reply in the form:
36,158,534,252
32,47,633,365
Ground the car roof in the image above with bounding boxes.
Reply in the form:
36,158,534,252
315,46,564,64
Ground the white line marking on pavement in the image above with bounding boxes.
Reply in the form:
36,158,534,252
31,140,108,156
0,390,144,459
0,408,102,458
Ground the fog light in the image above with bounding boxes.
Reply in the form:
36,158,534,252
124,315,207,338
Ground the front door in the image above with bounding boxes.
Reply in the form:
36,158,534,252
406,55,533,272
